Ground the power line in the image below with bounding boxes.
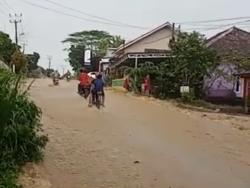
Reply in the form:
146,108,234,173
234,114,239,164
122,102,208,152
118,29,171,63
0,2,8,16
183,19,250,31
20,0,148,30
40,0,147,29
1,0,15,12
178,16,250,25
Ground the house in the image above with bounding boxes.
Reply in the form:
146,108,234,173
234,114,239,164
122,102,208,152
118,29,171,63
99,48,117,73
204,27,250,101
111,22,175,69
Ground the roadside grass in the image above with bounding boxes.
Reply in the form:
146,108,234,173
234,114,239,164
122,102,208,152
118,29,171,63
0,69,48,187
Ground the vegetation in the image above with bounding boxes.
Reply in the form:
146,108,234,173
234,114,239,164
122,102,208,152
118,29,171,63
63,30,124,71
119,32,217,100
0,69,48,187
26,52,40,72
10,50,27,73
0,32,16,64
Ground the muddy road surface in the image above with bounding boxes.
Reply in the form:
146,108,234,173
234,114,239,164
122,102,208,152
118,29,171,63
24,79,250,188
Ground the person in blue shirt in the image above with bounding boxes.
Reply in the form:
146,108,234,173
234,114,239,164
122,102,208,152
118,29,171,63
93,73,105,106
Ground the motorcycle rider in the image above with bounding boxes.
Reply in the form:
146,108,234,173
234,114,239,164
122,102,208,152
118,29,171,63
66,70,71,81
78,69,90,96
52,70,60,85
88,73,97,107
93,73,105,106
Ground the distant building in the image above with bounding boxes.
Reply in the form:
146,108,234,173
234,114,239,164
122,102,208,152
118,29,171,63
99,48,117,73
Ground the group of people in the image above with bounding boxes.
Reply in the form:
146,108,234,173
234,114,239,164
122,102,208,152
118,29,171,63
123,74,151,96
78,69,105,107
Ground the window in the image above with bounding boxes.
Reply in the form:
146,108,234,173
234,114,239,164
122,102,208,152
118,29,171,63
236,76,240,92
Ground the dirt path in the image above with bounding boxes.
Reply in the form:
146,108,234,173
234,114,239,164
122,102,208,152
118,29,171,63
22,79,250,188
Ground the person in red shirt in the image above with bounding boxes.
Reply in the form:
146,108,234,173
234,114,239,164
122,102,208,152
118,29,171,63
144,74,151,96
78,69,90,97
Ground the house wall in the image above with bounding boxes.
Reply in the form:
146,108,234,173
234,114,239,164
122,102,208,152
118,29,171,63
124,28,172,54
204,64,237,99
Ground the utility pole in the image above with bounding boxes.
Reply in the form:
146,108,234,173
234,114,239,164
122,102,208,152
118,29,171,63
21,42,27,53
19,32,27,53
47,55,52,77
9,14,22,73
9,13,22,45
47,55,52,70
172,22,176,41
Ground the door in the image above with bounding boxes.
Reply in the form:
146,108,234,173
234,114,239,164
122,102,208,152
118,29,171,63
245,78,250,113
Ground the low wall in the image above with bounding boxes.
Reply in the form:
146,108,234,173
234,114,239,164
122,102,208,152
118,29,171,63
112,79,124,87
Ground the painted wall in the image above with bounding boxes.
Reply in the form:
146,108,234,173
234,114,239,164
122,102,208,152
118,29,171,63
124,28,172,54
204,64,243,99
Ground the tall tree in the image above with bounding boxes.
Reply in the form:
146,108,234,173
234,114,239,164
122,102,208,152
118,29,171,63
66,45,85,72
27,52,40,72
169,32,217,97
11,50,27,73
0,31,16,64
63,30,124,71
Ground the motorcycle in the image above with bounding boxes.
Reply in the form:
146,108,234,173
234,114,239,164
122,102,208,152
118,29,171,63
53,78,59,86
78,84,90,99
66,75,71,82
95,91,103,109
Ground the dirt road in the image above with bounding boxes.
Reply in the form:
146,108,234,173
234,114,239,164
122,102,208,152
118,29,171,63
22,79,250,188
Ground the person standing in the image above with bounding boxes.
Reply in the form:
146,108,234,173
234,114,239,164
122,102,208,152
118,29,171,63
144,74,151,96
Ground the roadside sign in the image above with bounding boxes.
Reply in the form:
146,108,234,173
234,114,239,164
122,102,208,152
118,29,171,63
180,86,190,93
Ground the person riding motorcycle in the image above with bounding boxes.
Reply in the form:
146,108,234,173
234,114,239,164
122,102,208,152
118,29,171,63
88,73,97,106
66,70,71,81
78,69,90,97
93,73,105,106
52,71,60,85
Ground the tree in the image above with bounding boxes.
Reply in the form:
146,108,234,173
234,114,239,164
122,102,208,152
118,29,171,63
67,45,85,72
63,30,124,71
11,50,27,73
169,32,218,98
0,31,16,64
27,52,40,72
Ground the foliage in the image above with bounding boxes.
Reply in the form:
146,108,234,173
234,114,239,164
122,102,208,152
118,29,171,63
11,50,27,73
0,31,16,64
169,32,217,98
46,68,55,77
180,88,195,103
63,30,124,71
67,45,85,72
27,52,40,72
0,69,48,187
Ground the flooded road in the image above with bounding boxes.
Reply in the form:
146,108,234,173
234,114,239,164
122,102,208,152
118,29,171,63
24,79,250,188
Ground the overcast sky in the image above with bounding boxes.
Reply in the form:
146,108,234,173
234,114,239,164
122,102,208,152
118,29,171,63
0,0,250,73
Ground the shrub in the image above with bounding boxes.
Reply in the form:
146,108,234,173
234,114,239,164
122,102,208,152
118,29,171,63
181,88,196,103
0,69,48,186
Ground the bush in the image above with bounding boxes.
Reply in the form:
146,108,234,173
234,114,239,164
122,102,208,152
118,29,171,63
0,69,48,186
181,88,196,103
